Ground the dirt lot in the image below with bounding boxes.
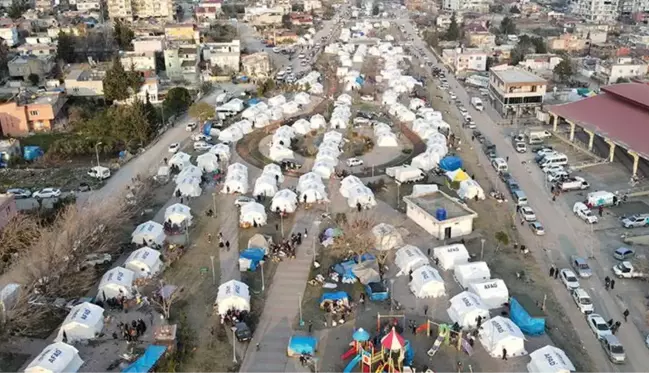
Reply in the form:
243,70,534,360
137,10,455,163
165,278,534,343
0,352,30,372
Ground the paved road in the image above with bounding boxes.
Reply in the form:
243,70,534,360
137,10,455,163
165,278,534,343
397,18,649,372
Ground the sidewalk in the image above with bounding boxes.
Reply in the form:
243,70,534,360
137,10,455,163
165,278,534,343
239,209,319,373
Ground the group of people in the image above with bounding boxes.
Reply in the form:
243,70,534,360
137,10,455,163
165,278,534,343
114,319,148,343
163,219,185,235
268,229,307,260
220,308,249,325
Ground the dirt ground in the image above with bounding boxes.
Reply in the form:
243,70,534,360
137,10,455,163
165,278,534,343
0,166,105,192
0,352,30,372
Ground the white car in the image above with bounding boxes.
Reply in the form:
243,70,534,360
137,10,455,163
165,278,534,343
234,196,254,207
536,148,556,157
193,141,212,151
559,269,580,290
168,143,180,153
33,188,62,199
542,164,565,174
361,95,374,101
573,202,598,224
519,206,537,222
450,93,457,100
547,170,569,182
79,253,112,270
6,188,31,198
571,288,594,315
186,122,197,131
192,133,212,142
514,143,527,153
346,158,364,167
587,314,612,340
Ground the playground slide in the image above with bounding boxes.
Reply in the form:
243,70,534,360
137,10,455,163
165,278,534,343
343,354,362,373
341,347,357,361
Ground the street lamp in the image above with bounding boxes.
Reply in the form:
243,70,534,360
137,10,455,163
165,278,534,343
212,193,217,219
260,261,265,292
312,220,321,264
231,326,238,363
298,293,304,326
94,142,103,168
210,255,216,285
480,238,486,260
389,279,395,313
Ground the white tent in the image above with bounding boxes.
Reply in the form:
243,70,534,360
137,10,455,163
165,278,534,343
25,343,84,373
164,203,192,226
340,175,364,198
268,144,294,162
222,173,248,194
253,175,278,197
395,245,429,275
228,163,248,174
269,94,287,107
263,164,284,183
271,189,298,213
209,143,231,161
294,92,311,105
454,261,491,289
241,106,259,120
410,151,441,171
55,302,104,343
175,176,202,197
215,280,251,315
282,101,300,115
409,265,445,298
196,152,220,173
310,114,326,129
176,165,202,181
479,316,527,358
131,221,166,246
458,179,486,200
219,126,244,143
346,185,376,208
323,131,343,145
372,223,403,251
253,112,271,129
376,132,398,147
315,148,339,163
292,118,312,135
240,202,267,226
270,106,284,121
97,267,135,301
312,159,336,179
124,247,164,279
527,346,575,373
234,119,253,134
299,185,328,203
168,152,192,170
433,244,470,270
447,291,490,329
468,279,509,309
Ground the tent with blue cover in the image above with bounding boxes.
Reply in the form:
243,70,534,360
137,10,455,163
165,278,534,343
510,297,546,336
287,335,317,357
333,260,357,283
365,282,389,301
239,248,266,271
439,156,462,171
320,291,349,307
122,345,167,373
353,328,370,342
323,227,343,239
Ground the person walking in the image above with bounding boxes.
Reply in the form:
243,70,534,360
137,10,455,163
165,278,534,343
549,266,555,277
610,279,616,289
554,269,559,279
225,241,230,251
623,309,629,322
424,305,429,315
207,234,212,244
308,320,313,333
502,348,508,361
304,228,308,238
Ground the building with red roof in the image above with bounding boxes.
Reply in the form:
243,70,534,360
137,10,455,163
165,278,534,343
195,0,223,21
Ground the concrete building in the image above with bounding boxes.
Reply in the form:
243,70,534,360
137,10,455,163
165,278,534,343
0,25,19,47
0,195,17,232
35,0,53,11
518,54,563,71
403,191,478,240
64,68,105,97
443,0,491,13
619,0,649,21
116,77,160,104
441,48,488,72
303,0,322,12
195,0,223,21
594,57,648,84
572,0,619,23
488,66,547,116
0,94,67,136
17,43,57,57
132,37,166,53
107,0,173,21
436,12,463,28
241,52,271,78
244,6,284,26
203,40,241,73
548,33,587,52
8,55,55,82
120,51,157,72
574,23,608,44
465,23,495,47
76,0,102,11
164,45,199,83
164,24,200,43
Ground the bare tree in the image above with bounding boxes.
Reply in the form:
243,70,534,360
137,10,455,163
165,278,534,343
0,214,42,275
328,212,380,262
150,281,185,320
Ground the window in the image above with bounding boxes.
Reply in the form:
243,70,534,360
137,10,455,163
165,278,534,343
29,110,39,116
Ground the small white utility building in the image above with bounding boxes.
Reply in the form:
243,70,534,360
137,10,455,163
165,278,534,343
454,261,491,289
131,221,166,246
25,343,84,373
215,280,251,315
409,265,445,298
55,302,104,343
124,247,164,279
447,291,490,329
395,245,429,276
479,316,527,358
433,244,470,270
468,279,509,309
527,346,575,373
403,191,478,240
97,267,135,301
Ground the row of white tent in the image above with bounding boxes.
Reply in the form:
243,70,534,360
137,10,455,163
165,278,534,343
339,175,377,209
312,131,344,179
297,172,329,203
222,163,249,194
269,125,296,162
253,164,282,197
374,122,399,147
292,114,326,135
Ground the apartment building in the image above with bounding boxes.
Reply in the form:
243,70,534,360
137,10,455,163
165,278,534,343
572,0,619,23
442,0,491,13
488,66,547,116
203,40,241,73
0,94,67,136
441,48,488,72
574,23,608,44
64,68,105,97
107,0,173,21
165,44,199,83
120,51,157,72
195,0,223,21
0,25,19,47
241,52,271,78
594,57,648,84
619,0,649,21
436,12,463,28
548,33,588,52
244,6,284,26
465,23,495,47
518,54,563,71
8,55,55,82
76,0,102,11
132,37,166,53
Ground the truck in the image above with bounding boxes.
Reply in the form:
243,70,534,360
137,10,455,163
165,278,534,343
613,261,646,279
387,165,425,183
471,97,484,111
558,177,590,191
87,166,111,180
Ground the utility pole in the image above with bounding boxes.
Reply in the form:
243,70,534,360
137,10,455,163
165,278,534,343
212,193,217,218
94,142,103,168
210,255,216,285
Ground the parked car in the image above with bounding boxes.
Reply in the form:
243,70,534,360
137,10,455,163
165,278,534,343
514,142,527,153
193,141,212,151
235,322,252,342
519,206,537,222
613,247,635,261
573,202,598,224
547,170,570,182
587,314,612,340
6,188,31,198
571,255,592,278
168,143,180,153
559,269,580,290
505,178,520,193
79,253,112,270
33,188,62,199
542,164,565,174
186,122,197,131
601,335,626,364
621,214,649,228
234,196,254,207
529,221,545,235
346,158,364,167
472,130,485,142
571,288,594,315
192,133,212,142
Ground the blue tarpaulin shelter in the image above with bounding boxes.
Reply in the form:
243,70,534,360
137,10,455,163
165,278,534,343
287,335,317,357
365,282,389,301
319,291,349,306
247,98,261,106
122,345,167,373
355,253,376,263
239,248,265,271
203,122,212,136
355,77,365,85
509,297,546,336
23,146,43,161
439,156,463,171
333,260,356,282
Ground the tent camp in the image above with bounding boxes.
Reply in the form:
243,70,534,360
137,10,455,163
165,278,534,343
433,244,470,270
215,280,251,315
176,165,202,181
209,143,231,161
124,247,164,279
447,291,490,329
219,126,244,143
25,343,84,373
346,185,376,208
55,302,104,343
271,189,298,213
262,163,284,183
131,221,166,246
479,316,527,358
395,245,429,275
468,279,509,309
269,144,295,162
222,173,248,194
372,223,403,251
253,175,278,197
164,203,192,226
196,152,220,173
175,176,202,197
409,265,445,298
527,346,575,373
97,267,135,301
454,261,491,289
292,118,312,135
240,202,267,227
168,152,192,170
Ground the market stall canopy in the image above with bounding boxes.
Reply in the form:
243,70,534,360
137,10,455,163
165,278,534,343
372,223,403,251
447,291,490,329
409,265,445,298
468,279,509,309
97,267,135,301
381,327,405,351
131,221,166,246
454,261,491,289
164,203,192,226
527,346,575,373
215,280,251,315
395,245,429,276
479,316,527,358
55,302,104,343
25,342,84,373
124,247,164,279
433,244,470,271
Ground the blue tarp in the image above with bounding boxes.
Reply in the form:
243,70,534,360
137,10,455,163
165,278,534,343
248,98,261,106
320,291,349,305
439,156,463,171
23,146,43,161
509,297,546,336
203,122,212,136
355,253,375,263
240,248,265,271
122,345,167,373
287,335,317,356
333,260,356,282
404,341,414,365
365,282,388,301
355,77,364,85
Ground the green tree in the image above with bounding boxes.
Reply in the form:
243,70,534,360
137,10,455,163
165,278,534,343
282,14,292,29
423,29,439,47
292,3,304,11
114,20,134,50
163,87,193,116
372,3,380,15
510,35,534,65
553,58,573,82
8,0,27,19
200,82,213,95
531,36,547,53
509,5,520,13
27,73,39,86
102,57,142,102
444,13,460,41
495,231,509,252
56,31,76,63
144,95,159,129
188,102,215,124
499,16,516,35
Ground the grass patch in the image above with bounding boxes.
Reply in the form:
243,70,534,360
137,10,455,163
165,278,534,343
0,352,30,372
19,133,71,152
